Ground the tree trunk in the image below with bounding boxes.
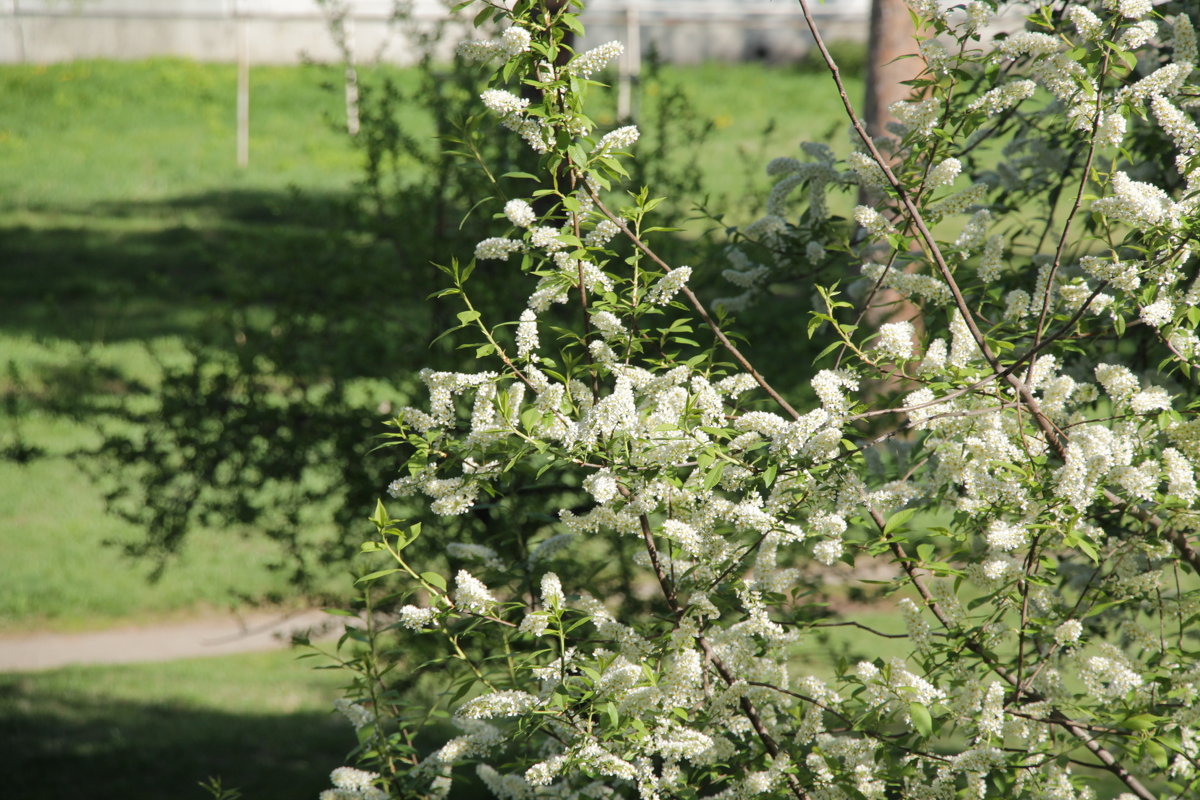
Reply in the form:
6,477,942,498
864,0,921,140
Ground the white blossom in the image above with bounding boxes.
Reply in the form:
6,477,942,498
594,125,640,154
569,41,623,77
646,267,692,305
504,199,537,229
874,320,917,361
1055,619,1083,646
455,570,496,614
516,308,539,358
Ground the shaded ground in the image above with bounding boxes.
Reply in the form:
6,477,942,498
0,648,352,800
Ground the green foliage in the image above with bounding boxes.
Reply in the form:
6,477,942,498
310,2,1200,800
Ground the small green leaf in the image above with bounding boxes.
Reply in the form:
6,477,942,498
763,463,778,490
1123,714,1160,732
370,499,389,529
476,343,495,358
909,702,933,738
457,310,481,325
357,568,401,584
421,571,448,592
884,507,916,535
702,461,727,491
1144,739,1169,770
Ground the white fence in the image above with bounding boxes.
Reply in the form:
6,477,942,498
0,0,870,65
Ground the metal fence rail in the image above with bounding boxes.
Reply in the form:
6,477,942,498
1,0,870,65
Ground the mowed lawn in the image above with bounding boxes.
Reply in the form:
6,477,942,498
0,57,862,632
0,52,862,799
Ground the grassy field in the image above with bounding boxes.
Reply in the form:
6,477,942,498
0,57,862,632
0,59,366,630
0,649,351,800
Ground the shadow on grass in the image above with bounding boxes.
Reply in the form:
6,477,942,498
0,188,362,344
0,183,490,586
0,681,350,800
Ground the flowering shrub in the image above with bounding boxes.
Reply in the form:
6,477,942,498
320,1,1200,799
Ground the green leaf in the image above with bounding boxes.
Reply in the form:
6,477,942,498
702,461,727,491
909,702,933,738
1122,714,1160,732
476,343,495,358
421,571,448,592
370,499,389,529
357,568,401,584
1144,739,1169,770
763,463,778,490
560,13,585,36
884,507,916,535
457,310,481,325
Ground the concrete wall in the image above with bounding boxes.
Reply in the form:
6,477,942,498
0,0,871,65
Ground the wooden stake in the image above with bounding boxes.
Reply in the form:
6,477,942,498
237,19,249,168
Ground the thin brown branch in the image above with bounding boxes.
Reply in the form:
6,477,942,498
866,506,1157,800
587,189,801,421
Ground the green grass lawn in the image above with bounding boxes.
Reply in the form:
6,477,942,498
0,649,352,800
0,56,861,632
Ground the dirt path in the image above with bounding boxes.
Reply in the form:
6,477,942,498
0,608,347,672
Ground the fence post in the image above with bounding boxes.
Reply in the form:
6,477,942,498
10,0,26,63
237,15,250,168
616,4,640,121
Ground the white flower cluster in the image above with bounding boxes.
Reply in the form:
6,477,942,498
645,266,692,306
397,604,439,630
890,97,941,138
1055,619,1083,646
1093,171,1180,228
516,308,539,359
454,569,496,614
475,236,523,261
984,519,1026,552
456,26,531,62
873,320,917,361
854,205,896,238
480,89,549,153
333,698,375,731
504,198,537,229
1079,644,1145,697
1066,5,1103,39
458,690,540,719
593,124,640,154
322,767,385,800
927,156,961,188
862,262,953,305
965,79,1036,115
568,41,623,77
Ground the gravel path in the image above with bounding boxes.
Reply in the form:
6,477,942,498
0,609,345,672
